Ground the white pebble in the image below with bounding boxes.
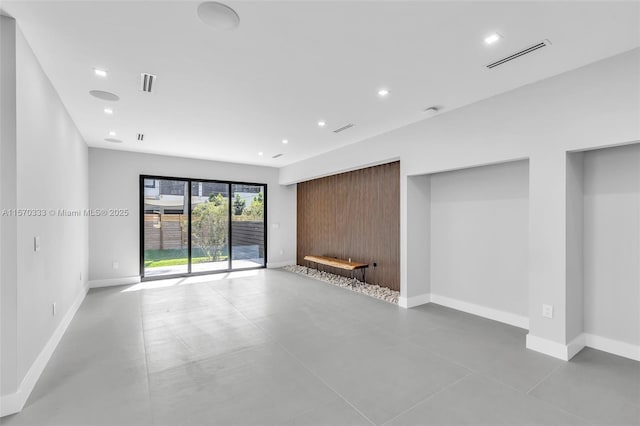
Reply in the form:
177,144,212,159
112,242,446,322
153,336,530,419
283,265,399,305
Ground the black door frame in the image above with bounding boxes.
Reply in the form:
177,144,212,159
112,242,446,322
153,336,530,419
139,174,267,281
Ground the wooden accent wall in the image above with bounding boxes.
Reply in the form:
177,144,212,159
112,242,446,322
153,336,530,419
296,161,400,291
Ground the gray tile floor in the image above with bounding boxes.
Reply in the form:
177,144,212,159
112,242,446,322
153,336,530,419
3,269,639,426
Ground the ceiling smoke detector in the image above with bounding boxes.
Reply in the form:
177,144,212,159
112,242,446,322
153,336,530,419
197,2,240,30
140,73,156,93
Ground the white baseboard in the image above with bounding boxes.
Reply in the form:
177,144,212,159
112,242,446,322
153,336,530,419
267,260,296,269
524,332,640,362
525,333,586,361
398,293,431,308
584,333,640,361
88,276,140,289
0,392,22,419
526,334,573,360
430,294,530,330
0,285,88,417
566,334,586,360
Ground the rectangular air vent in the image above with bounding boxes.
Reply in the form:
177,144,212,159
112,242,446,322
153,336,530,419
486,39,551,69
272,153,283,159
333,123,355,133
140,73,156,92
137,133,144,141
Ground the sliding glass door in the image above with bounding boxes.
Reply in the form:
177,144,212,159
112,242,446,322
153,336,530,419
231,184,265,269
142,178,189,277
190,181,230,273
141,176,266,279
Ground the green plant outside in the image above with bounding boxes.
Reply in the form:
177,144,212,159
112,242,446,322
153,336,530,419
144,248,228,268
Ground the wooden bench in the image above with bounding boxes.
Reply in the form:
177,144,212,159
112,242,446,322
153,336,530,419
303,255,369,284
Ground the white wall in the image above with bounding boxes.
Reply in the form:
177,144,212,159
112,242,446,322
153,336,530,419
88,148,296,283
15,23,89,386
0,20,89,416
583,144,640,346
565,152,584,343
279,48,640,357
400,173,431,307
429,160,529,319
1,14,19,399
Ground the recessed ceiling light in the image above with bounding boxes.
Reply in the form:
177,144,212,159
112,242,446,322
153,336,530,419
484,33,502,45
258,151,263,156
103,108,113,115
377,89,390,97
89,90,119,101
94,68,108,78
197,2,240,30
317,121,326,127
282,139,288,144
109,131,116,136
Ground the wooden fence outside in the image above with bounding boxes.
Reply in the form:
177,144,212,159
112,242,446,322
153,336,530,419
144,214,263,254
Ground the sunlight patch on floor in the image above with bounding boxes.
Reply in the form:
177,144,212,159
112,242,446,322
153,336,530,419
121,269,261,292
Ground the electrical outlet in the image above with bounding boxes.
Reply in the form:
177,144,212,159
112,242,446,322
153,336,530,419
52,303,56,317
542,304,553,319
112,261,119,269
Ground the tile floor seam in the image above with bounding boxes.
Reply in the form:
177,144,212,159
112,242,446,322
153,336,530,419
525,363,564,395
207,282,489,426
380,371,474,426
473,370,529,395
249,328,377,426
525,387,598,425
405,332,477,375
465,367,600,425
407,329,570,401
9,273,639,426
209,284,377,426
404,328,607,425
138,293,156,425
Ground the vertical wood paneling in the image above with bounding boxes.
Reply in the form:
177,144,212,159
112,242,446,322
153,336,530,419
296,161,400,291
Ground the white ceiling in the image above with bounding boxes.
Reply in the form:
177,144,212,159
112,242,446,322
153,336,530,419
3,1,639,167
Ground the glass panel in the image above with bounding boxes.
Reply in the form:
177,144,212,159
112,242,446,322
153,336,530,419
191,182,230,273
143,179,189,277
231,184,265,269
